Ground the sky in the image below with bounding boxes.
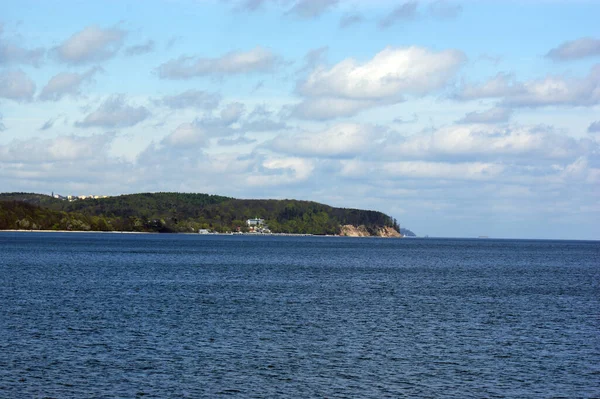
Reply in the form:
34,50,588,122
1,0,599,239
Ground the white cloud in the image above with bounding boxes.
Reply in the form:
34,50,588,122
301,46,464,99
39,67,101,101
428,0,462,19
588,121,600,133
39,117,59,131
54,25,126,64
75,95,150,128
157,89,221,110
379,1,418,29
0,31,45,66
456,66,600,107
217,135,256,146
455,72,520,100
236,0,270,12
340,159,505,181
287,0,339,19
157,47,280,79
339,13,364,29
241,119,287,132
220,102,246,124
507,68,600,107
0,132,116,163
295,46,465,119
300,46,329,73
165,101,285,139
0,132,133,194
269,123,384,158
291,97,391,120
125,40,155,56
234,0,339,19
0,69,35,102
247,156,315,186
385,124,596,162
546,37,600,61
162,123,209,148
458,107,512,124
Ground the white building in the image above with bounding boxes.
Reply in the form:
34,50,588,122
246,218,265,227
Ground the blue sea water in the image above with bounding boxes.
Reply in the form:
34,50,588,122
0,232,599,398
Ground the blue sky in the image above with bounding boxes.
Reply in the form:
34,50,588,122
1,0,599,239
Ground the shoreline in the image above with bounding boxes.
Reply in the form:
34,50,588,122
0,229,401,238
0,229,155,234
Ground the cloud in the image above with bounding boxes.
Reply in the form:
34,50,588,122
234,0,338,18
588,121,600,133
236,104,288,131
54,25,126,64
162,123,209,148
168,101,268,138
220,102,246,125
125,40,155,56
290,97,392,120
455,65,600,107
241,118,287,132
379,1,418,29
248,104,273,119
294,46,465,119
287,0,339,19
75,95,150,128
0,69,35,102
0,132,133,193
546,37,600,61
157,101,286,141
300,46,465,99
300,46,328,72
39,66,102,101
135,147,315,192
0,132,117,163
156,89,221,110
217,135,256,146
428,0,462,19
0,32,45,67
393,113,418,124
157,46,280,79
247,156,315,186
455,72,520,100
39,117,59,131
458,107,512,124
341,159,505,182
339,13,364,29
268,123,384,158
135,121,216,177
165,36,181,50
0,114,5,131
236,0,270,12
161,110,285,151
385,124,596,162
506,67,600,107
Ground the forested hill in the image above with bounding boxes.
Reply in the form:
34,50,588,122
0,192,401,235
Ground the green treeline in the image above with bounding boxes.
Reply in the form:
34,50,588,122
0,192,400,235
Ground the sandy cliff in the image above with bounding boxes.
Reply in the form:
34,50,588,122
339,225,402,238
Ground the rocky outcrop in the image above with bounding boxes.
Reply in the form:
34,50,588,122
375,226,402,238
340,225,402,238
340,225,370,237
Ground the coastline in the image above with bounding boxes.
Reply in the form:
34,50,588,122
0,229,155,234
0,229,401,238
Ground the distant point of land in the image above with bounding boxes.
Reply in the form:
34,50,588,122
0,192,412,237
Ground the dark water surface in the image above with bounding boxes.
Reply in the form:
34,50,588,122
1,233,599,398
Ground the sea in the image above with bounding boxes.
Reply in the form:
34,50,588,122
0,232,598,398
